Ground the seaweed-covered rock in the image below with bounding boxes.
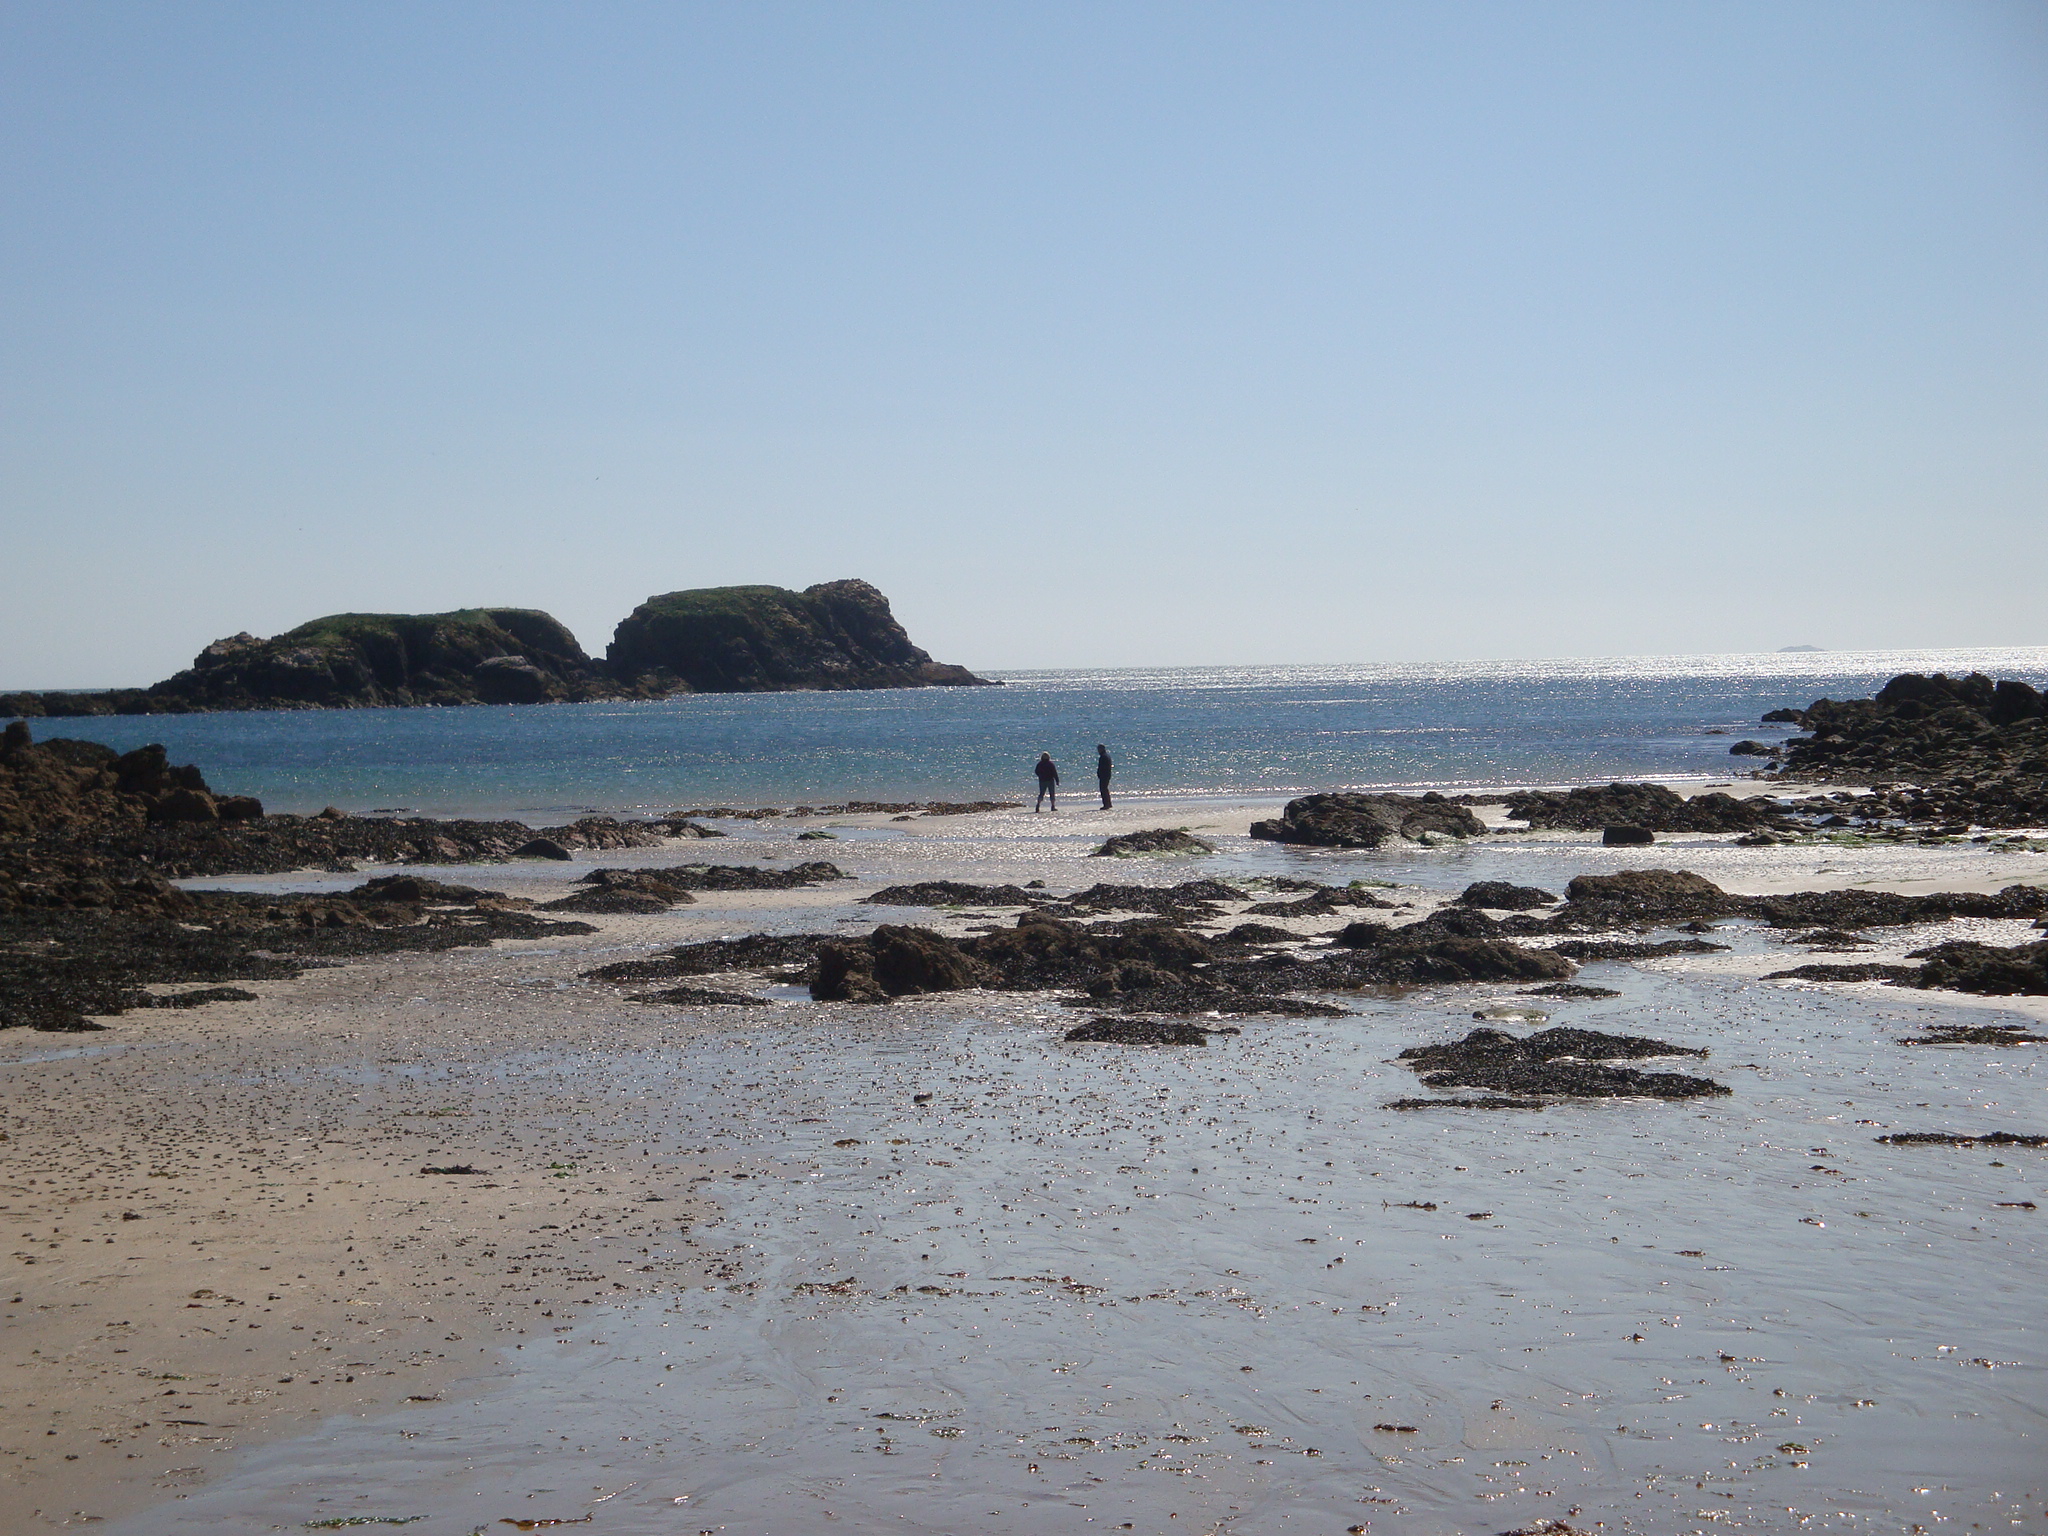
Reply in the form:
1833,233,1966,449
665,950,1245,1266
1762,962,1922,983
1558,869,1737,924
862,880,1040,907
583,861,845,893
1242,884,1395,917
1064,1018,1230,1045
1395,1026,1726,1100
1503,783,1777,833
582,932,831,982
1049,881,1244,920
1602,825,1655,846
1749,884,2048,930
1343,937,1576,985
1248,792,1485,849
812,924,994,1002
1456,881,1556,910
1090,828,1216,857
625,985,767,1006
540,887,675,914
1907,939,2048,996
1877,1131,2048,1147
1519,981,1622,999
1547,937,1728,960
1896,1023,2047,1045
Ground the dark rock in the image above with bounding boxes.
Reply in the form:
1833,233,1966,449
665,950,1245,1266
1787,928,1870,948
1559,868,1737,924
583,932,832,982
606,578,995,693
1897,1023,2048,1045
1751,884,2048,929
1063,1018,1232,1045
1505,782,1778,832
1907,939,2048,996
1602,825,1654,846
1090,828,1216,857
540,887,674,914
581,862,841,895
1387,1096,1547,1111
1395,1026,1725,1100
1248,792,1485,848
661,819,727,838
862,880,1040,907
1341,937,1577,985
347,875,500,904
1049,880,1244,920
1877,1131,2048,1147
811,924,993,1002
129,986,260,1007
139,609,613,710
625,985,767,1006
1456,881,1556,910
1216,922,1299,947
1242,884,1395,917
1519,982,1622,999
513,837,573,860
1729,740,1775,756
1547,938,1728,959
1761,962,1923,983
149,788,220,824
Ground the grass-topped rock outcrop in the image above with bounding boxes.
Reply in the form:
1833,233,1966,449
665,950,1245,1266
0,577,991,715
605,578,992,694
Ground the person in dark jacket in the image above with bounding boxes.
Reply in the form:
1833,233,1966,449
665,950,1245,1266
1095,744,1113,809
1033,752,1059,812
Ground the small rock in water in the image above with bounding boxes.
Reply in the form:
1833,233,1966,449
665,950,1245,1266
1602,825,1656,845
1063,1017,1237,1045
1089,828,1216,857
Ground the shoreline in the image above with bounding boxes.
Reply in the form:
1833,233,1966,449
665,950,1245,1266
7,787,2047,1526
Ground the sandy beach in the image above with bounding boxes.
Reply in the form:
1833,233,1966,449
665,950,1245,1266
5,789,2045,1532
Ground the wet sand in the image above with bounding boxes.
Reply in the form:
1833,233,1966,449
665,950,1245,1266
4,791,2045,1532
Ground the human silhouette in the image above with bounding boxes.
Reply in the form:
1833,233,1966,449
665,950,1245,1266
1095,744,1113,809
1033,752,1059,812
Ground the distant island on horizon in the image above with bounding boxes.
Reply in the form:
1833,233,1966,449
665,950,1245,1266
0,579,996,717
1778,644,1825,652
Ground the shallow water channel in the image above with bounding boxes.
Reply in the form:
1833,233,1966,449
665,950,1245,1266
114,964,2044,1536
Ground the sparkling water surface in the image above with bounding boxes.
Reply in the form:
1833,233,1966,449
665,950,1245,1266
21,647,2048,819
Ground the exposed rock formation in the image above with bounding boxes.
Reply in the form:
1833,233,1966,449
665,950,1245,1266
1248,792,1485,848
1503,782,1778,833
1090,828,1216,858
1,578,992,715
1762,670,2048,827
605,579,992,694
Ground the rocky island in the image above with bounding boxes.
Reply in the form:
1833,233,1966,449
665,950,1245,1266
0,578,993,716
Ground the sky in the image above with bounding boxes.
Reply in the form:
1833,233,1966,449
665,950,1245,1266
3,0,2045,687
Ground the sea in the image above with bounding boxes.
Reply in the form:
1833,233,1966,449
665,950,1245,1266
18,646,2048,819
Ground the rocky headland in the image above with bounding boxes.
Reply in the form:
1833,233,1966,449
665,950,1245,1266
0,578,992,716
1757,669,2048,829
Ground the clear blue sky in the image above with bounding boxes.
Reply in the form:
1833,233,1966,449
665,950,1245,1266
3,1,2044,687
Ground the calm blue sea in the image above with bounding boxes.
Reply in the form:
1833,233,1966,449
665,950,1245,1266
17,647,2048,821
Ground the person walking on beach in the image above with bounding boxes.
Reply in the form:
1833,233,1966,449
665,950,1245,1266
1033,752,1059,812
1095,744,1113,809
